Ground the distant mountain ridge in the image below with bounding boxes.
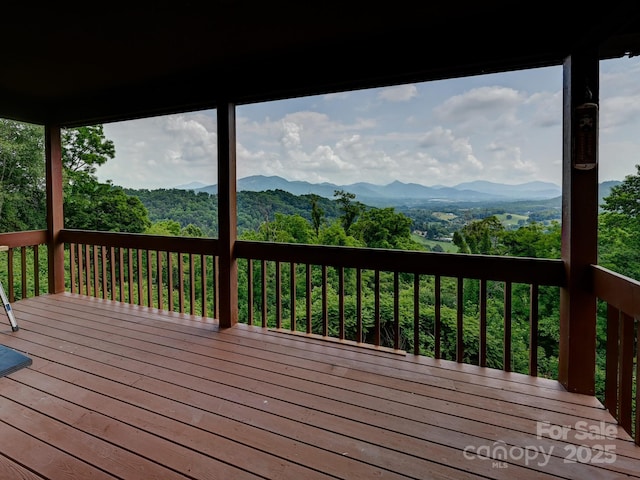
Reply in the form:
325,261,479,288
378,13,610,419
176,175,563,205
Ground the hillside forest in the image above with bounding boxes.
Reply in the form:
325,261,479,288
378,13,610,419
1,119,639,402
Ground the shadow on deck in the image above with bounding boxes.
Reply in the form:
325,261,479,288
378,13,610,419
0,293,638,479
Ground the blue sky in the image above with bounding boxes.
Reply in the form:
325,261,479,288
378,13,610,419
98,56,640,190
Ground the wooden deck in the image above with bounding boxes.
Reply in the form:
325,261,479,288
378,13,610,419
0,293,638,480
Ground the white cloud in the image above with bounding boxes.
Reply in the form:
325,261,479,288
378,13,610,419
378,84,418,102
95,57,640,190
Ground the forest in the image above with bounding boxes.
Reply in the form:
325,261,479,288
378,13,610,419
1,119,639,402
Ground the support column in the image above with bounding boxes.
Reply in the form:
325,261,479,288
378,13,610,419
558,50,599,395
45,124,65,293
217,101,238,328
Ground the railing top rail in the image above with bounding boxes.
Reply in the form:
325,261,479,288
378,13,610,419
60,229,219,255
592,264,640,318
236,240,566,286
0,230,47,247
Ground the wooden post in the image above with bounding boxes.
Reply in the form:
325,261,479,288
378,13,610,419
45,124,66,293
217,101,238,328
558,50,599,395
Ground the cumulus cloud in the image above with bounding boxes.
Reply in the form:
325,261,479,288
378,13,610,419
101,112,218,188
96,57,640,189
378,84,418,102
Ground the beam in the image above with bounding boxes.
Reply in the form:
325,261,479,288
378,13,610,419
558,50,599,395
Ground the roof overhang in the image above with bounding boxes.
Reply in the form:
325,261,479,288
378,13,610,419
2,2,640,127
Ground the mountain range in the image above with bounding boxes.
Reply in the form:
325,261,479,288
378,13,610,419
176,175,564,205
175,175,622,207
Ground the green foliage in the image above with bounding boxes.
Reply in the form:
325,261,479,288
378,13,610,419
351,207,424,250
127,188,219,237
334,189,363,234
63,125,115,175
146,219,182,236
65,178,150,232
310,194,324,235
599,167,640,280
0,119,46,231
601,164,640,218
243,213,314,243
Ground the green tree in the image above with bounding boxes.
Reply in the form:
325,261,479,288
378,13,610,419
63,125,115,175
318,220,361,247
64,178,150,232
147,220,182,236
599,165,640,280
62,125,150,232
601,164,640,218
310,194,324,236
351,207,423,250
242,213,313,244
454,216,504,254
334,190,363,235
0,119,46,231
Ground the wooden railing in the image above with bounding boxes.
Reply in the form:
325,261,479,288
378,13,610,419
60,229,220,318
2,230,567,376
592,265,640,445
235,240,565,375
0,230,48,301
4,231,639,443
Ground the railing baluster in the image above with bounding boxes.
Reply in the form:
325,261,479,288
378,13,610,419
77,244,84,296
634,321,640,445
178,253,185,313
118,248,125,302
92,245,98,298
434,275,441,359
70,243,77,294
261,259,267,327
109,247,116,301
356,268,362,343
247,259,254,326
290,262,296,331
7,248,14,301
189,253,195,315
167,252,174,311
322,265,328,336
504,281,512,372
275,261,282,329
84,244,91,297
33,246,40,296
20,246,27,298
414,273,420,355
457,277,464,363
214,255,219,319
200,254,206,317
619,312,634,434
128,248,134,303
393,271,400,350
374,270,380,346
99,246,106,299
148,250,154,308
135,249,142,305
479,279,487,367
338,267,345,340
306,264,312,334
157,251,164,310
529,283,539,376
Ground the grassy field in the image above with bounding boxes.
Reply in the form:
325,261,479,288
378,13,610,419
411,234,458,253
494,212,528,227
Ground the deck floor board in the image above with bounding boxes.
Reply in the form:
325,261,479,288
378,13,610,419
0,293,638,480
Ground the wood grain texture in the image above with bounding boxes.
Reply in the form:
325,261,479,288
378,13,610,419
0,292,637,480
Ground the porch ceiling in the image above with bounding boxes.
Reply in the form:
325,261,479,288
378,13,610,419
2,2,640,127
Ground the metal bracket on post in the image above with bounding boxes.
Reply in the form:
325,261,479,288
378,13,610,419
0,246,18,332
